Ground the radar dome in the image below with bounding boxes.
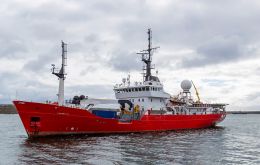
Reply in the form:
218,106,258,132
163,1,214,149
181,80,192,92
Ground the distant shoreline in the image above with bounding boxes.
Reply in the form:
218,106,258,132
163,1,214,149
226,111,260,114
1,104,260,114
0,104,17,114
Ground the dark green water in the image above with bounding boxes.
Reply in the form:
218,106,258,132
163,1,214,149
0,114,259,165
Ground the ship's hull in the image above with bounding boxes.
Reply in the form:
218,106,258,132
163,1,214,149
13,101,226,137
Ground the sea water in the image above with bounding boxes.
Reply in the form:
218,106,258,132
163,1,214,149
0,114,259,165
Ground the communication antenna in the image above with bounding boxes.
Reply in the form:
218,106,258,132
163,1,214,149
51,41,67,106
137,28,160,82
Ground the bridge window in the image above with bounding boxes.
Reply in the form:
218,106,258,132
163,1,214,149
139,88,141,91
142,98,144,102
146,87,149,91
151,98,152,102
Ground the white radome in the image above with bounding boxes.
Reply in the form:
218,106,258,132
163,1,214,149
181,80,192,91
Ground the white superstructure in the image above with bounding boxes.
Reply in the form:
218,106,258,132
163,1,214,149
114,79,170,113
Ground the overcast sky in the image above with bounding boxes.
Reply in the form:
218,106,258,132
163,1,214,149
1,0,260,111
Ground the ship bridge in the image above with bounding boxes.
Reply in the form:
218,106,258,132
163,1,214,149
113,80,170,112
114,81,170,99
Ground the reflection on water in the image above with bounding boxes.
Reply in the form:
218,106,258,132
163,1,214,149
1,114,260,165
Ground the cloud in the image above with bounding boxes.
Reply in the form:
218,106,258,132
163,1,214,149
1,0,260,111
246,92,260,101
180,36,250,68
108,50,141,72
202,79,234,87
23,53,58,72
0,38,27,59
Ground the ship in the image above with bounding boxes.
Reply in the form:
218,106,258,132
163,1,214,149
13,29,227,138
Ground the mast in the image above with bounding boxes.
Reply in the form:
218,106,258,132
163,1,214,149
137,29,159,82
51,41,67,106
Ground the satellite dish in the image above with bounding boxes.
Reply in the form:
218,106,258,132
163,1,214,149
181,80,192,92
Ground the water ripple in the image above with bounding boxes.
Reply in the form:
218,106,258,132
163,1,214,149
0,114,260,165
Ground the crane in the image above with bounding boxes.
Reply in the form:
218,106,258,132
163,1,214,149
191,80,201,103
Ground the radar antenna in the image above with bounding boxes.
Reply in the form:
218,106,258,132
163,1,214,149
137,29,159,82
51,41,67,106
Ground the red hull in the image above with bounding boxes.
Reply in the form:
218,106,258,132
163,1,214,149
13,101,226,137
